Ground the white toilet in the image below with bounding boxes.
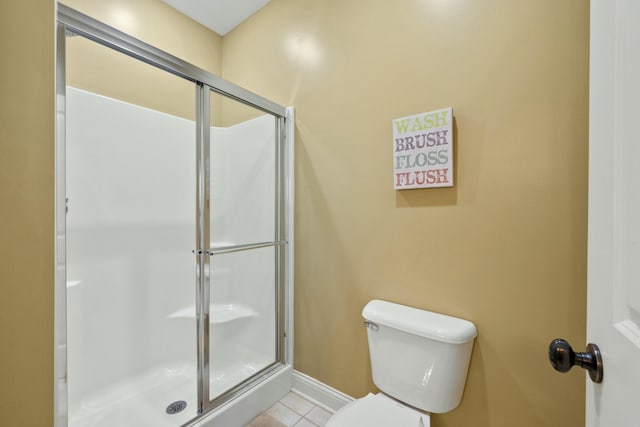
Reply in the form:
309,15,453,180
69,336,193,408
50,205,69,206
326,299,477,427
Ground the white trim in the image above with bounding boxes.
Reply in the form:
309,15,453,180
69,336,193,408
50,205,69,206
285,106,295,366
54,19,69,427
291,370,354,413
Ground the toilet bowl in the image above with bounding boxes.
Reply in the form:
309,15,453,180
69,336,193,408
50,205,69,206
326,300,476,427
326,393,429,427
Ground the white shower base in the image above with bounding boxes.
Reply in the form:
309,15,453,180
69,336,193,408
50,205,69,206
69,358,274,427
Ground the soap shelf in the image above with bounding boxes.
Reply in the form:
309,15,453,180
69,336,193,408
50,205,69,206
168,304,257,324
67,280,82,288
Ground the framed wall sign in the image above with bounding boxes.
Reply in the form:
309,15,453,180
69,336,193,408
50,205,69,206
392,107,453,190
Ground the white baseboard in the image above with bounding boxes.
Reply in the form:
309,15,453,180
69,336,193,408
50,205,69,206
291,370,354,413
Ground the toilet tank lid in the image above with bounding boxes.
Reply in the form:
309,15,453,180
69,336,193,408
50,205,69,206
362,300,477,344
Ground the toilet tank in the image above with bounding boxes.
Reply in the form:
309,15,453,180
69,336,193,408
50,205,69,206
363,300,477,413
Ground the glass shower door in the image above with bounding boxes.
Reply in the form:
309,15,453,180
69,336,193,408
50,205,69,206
208,91,282,402
65,34,199,427
58,6,292,426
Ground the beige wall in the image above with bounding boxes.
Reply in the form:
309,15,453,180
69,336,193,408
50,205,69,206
62,0,223,120
222,1,589,426
61,0,222,74
0,0,55,426
0,0,589,425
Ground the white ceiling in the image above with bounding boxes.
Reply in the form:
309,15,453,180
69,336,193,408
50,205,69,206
162,0,271,36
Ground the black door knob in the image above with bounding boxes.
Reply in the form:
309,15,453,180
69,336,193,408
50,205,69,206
548,338,603,383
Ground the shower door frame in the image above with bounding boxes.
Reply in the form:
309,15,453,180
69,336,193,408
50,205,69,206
54,4,294,427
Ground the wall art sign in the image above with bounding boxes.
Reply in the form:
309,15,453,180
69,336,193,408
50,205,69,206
392,107,453,190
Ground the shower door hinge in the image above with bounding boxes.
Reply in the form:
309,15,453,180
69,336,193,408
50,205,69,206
192,249,204,255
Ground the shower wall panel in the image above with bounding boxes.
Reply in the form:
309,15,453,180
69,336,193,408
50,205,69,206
66,87,198,426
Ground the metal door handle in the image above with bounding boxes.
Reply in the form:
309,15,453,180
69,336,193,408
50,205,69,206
548,338,603,383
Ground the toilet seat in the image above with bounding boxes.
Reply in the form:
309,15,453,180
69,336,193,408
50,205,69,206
326,393,430,427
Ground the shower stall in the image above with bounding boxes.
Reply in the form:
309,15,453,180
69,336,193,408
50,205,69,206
54,5,294,427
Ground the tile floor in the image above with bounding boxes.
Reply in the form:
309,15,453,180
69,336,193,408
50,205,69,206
245,392,333,427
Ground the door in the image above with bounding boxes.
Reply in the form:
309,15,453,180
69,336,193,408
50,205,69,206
63,32,199,426
206,91,285,406
587,0,640,425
